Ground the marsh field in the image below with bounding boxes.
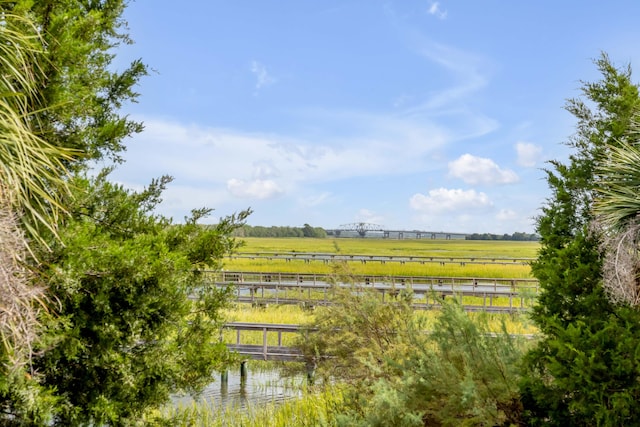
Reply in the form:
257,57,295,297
233,236,539,258
178,237,541,426
222,237,540,336
225,237,540,279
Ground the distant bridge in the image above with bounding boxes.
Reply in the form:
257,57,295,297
327,223,467,239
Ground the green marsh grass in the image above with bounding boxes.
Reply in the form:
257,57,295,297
223,304,314,325
225,257,533,278
168,238,539,425
222,303,538,342
226,237,538,278
161,385,344,426
221,304,315,347
235,237,539,259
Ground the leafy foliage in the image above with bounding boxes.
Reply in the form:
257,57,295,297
521,54,640,425
299,263,527,426
465,232,539,241
296,262,414,386
3,0,148,164
0,173,250,425
0,7,80,380
0,1,255,425
0,9,76,243
235,224,327,238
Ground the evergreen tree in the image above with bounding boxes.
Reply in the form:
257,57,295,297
521,54,640,426
3,0,147,165
0,2,252,424
26,173,249,425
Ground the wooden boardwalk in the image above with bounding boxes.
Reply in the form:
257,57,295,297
224,322,305,361
211,271,538,312
223,322,537,362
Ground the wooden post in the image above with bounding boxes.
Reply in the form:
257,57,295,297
263,327,268,361
306,361,316,385
220,370,228,400
240,360,247,381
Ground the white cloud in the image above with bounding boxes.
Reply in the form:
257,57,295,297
298,192,332,208
409,188,492,214
496,208,517,221
252,161,280,179
448,154,519,185
115,115,450,195
515,142,542,167
250,60,275,91
226,178,283,199
428,2,447,19
355,208,385,226
410,41,490,115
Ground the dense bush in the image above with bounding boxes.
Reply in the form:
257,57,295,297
299,264,528,426
521,54,640,426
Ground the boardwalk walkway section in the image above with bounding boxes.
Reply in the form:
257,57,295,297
223,322,537,362
211,271,538,313
224,322,304,361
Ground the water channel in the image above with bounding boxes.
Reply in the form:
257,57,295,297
173,366,305,410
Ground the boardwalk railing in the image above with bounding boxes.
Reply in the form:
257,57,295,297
210,271,538,312
229,252,534,266
224,322,304,361
223,322,537,362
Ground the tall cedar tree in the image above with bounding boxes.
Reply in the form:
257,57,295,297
27,173,249,426
3,0,147,165
0,1,251,425
521,54,640,426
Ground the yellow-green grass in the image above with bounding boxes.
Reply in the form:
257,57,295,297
160,385,345,426
221,304,538,346
221,238,539,344
224,304,314,325
221,304,315,347
224,257,533,278
226,237,538,278
228,287,536,311
236,237,539,259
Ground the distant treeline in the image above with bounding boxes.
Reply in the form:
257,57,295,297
234,224,327,238
465,232,539,241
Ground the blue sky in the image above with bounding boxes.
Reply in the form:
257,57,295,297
107,1,640,234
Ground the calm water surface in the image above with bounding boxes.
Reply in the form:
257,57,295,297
173,367,304,410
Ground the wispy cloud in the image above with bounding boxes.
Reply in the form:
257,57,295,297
428,1,447,20
250,60,276,91
515,141,543,167
298,192,332,208
227,178,283,199
448,154,518,185
413,41,489,112
355,208,385,226
110,114,449,208
409,188,492,214
496,208,518,221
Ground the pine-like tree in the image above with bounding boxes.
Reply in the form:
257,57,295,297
521,54,640,426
